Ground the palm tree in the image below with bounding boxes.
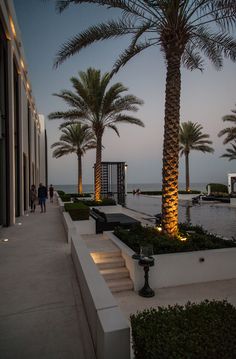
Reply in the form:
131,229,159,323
51,123,96,194
221,141,236,161
51,0,236,237
179,122,214,192
49,68,144,201
218,105,236,144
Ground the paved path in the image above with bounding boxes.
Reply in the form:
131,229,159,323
0,200,96,359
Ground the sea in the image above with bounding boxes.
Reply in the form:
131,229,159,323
54,183,236,239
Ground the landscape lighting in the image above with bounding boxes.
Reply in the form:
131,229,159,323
9,17,16,37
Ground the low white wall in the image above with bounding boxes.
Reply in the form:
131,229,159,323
108,232,236,290
71,236,130,359
230,198,236,207
63,213,130,359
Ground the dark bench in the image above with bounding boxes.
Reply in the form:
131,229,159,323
90,208,140,234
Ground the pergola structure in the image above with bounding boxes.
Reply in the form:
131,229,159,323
96,162,127,205
228,173,236,194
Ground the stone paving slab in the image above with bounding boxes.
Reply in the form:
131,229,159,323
114,278,236,319
0,201,96,359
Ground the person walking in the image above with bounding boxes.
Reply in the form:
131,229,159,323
30,184,37,212
49,184,54,203
38,183,47,213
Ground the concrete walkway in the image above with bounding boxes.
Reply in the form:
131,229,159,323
0,200,96,359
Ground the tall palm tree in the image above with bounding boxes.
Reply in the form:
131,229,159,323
179,121,214,192
51,0,236,237
49,68,144,201
221,141,236,161
51,123,96,194
218,104,236,144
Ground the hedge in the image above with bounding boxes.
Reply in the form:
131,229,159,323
57,190,65,196
131,300,236,359
68,193,92,198
74,198,116,206
139,190,201,195
64,202,89,220
60,194,71,202
206,183,228,194
113,223,236,254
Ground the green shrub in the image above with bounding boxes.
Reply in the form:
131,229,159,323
131,300,236,359
140,190,201,195
206,183,228,194
60,194,71,202
74,198,116,206
57,190,65,196
178,190,201,194
68,193,92,198
64,202,89,220
113,223,236,254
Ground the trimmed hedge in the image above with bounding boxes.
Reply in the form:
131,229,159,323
68,193,92,198
207,183,228,194
60,194,71,202
113,223,236,254
131,300,236,359
140,190,201,195
64,202,89,220
74,198,116,206
57,190,65,196
130,300,236,359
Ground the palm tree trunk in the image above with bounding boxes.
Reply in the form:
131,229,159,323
78,154,83,194
94,136,102,201
162,51,182,237
185,152,190,192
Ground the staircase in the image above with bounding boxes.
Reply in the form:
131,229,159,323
91,250,133,293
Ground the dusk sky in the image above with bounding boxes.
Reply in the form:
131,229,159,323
13,0,236,186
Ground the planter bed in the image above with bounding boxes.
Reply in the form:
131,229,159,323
107,224,236,289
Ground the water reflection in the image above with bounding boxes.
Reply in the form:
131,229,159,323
126,194,236,239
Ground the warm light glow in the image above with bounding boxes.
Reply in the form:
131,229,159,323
20,59,25,70
9,17,16,37
90,252,102,263
180,237,187,241
155,226,162,232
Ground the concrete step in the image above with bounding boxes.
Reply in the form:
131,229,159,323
96,256,125,270
100,267,129,280
91,250,121,262
106,278,134,293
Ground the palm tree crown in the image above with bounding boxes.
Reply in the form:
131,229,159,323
179,121,214,191
51,123,96,193
221,141,236,161
218,104,236,144
52,0,236,237
54,1,236,72
49,68,144,200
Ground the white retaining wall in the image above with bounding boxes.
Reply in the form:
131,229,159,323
108,232,236,290
63,213,130,359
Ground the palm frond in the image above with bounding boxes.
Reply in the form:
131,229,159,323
113,114,144,127
48,110,86,120
107,124,120,137
111,40,156,76
221,142,236,161
54,19,134,68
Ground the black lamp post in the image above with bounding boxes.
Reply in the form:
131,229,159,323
132,245,155,298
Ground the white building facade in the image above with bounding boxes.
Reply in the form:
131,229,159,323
0,0,47,226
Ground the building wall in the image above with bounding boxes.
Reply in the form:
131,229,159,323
0,0,47,226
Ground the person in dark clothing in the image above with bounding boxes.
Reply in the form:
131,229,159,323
49,184,54,203
30,184,37,212
38,183,47,213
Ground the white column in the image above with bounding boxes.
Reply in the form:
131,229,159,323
7,41,15,225
18,76,24,215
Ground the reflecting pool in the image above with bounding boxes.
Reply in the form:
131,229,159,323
126,194,236,239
